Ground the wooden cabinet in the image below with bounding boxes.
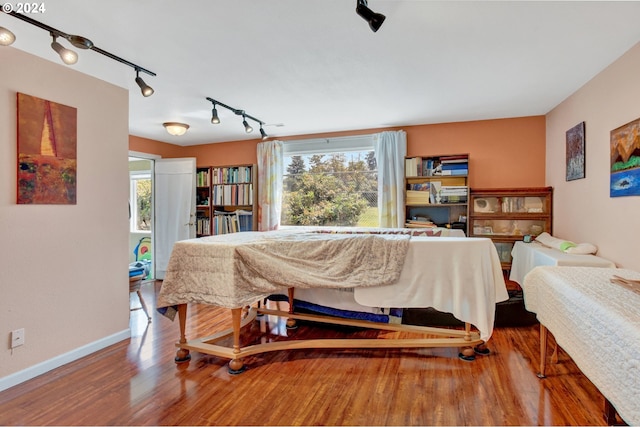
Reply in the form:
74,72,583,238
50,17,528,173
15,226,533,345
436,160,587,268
195,164,257,236
468,187,553,269
404,154,469,235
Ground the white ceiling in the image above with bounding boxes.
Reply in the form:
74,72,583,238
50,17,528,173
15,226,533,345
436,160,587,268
2,1,640,146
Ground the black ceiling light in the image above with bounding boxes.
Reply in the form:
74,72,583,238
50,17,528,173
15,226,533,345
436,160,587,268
206,97,269,139
356,0,386,33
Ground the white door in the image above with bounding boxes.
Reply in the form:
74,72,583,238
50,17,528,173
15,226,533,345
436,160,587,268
154,158,196,279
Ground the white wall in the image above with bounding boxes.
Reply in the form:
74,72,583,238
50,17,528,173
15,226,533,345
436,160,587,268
0,48,131,385
546,42,640,270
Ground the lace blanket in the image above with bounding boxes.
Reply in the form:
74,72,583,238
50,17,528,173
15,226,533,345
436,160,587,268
523,266,640,425
157,231,410,309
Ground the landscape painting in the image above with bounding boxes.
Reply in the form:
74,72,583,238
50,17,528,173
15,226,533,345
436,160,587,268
17,93,77,204
610,117,640,197
566,121,585,181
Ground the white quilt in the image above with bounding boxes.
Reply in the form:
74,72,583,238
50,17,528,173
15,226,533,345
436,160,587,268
523,266,640,425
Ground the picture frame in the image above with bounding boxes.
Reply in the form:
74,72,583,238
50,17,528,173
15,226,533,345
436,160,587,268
566,121,585,181
610,117,640,197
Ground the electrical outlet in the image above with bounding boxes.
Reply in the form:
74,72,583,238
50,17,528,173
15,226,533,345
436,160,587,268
11,328,25,348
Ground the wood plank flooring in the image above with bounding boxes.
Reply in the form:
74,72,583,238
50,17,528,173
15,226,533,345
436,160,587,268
0,281,611,426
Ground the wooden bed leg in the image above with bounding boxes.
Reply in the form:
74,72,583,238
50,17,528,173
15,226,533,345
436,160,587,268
537,323,547,378
174,304,191,363
285,287,297,329
228,307,246,374
459,323,476,361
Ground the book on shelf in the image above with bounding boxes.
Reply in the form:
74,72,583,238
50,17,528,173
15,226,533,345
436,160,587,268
406,190,430,204
405,157,422,177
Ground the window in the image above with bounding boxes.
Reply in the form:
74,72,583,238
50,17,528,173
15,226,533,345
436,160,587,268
130,171,152,232
282,136,378,227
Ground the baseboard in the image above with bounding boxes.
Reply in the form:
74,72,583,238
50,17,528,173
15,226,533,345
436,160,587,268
0,329,131,392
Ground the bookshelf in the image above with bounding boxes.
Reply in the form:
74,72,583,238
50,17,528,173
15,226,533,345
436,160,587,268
468,187,553,270
404,154,469,234
195,164,258,236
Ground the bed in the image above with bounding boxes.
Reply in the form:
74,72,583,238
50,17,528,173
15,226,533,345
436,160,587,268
157,228,508,372
522,266,640,425
509,240,616,285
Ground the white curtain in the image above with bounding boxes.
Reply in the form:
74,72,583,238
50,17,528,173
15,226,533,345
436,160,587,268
257,140,284,231
374,130,406,228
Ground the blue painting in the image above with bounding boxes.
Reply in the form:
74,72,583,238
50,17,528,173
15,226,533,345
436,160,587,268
610,118,640,197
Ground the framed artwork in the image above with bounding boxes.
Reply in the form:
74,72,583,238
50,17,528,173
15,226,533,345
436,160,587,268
566,121,585,181
17,93,77,204
610,117,640,197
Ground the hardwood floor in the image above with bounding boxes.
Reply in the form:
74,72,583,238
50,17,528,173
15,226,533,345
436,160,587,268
0,281,610,426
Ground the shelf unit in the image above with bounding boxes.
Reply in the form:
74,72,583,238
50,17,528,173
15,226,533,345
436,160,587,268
195,164,258,237
404,154,469,235
468,187,553,270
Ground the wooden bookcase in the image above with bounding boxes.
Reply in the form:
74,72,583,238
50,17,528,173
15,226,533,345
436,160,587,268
195,164,257,236
404,154,469,235
468,187,553,270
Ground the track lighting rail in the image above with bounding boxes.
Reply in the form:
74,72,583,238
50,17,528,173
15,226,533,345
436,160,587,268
206,97,269,140
1,7,156,76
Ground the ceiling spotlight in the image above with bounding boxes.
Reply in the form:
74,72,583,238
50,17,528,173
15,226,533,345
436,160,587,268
0,26,16,46
163,122,190,136
50,34,78,65
356,0,386,32
243,116,253,133
135,69,154,97
211,105,220,124
260,126,268,140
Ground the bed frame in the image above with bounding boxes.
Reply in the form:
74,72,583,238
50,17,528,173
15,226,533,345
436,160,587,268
172,288,486,374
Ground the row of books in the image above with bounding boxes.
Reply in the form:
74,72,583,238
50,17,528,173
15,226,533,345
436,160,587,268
212,166,253,184
212,183,254,206
196,216,211,235
440,185,468,203
196,169,211,187
213,210,253,234
405,155,468,177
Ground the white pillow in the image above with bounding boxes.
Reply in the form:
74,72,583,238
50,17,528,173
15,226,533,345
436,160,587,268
565,243,598,255
534,232,576,251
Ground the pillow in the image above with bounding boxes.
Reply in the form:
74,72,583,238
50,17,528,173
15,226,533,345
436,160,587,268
534,232,576,251
565,243,598,255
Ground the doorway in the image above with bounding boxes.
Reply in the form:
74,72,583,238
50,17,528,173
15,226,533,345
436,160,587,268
129,155,155,279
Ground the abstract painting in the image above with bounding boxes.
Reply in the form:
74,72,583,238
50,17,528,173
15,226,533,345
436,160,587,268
566,121,585,181
17,93,77,204
610,117,640,197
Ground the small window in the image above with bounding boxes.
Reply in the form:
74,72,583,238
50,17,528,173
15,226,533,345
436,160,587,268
282,136,378,227
130,172,151,232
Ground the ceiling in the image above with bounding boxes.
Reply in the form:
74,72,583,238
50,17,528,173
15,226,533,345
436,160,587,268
2,1,640,147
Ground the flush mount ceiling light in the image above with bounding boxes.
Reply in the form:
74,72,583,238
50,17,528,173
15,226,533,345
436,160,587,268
356,0,386,32
163,122,190,136
206,97,269,140
0,5,156,96
0,26,15,45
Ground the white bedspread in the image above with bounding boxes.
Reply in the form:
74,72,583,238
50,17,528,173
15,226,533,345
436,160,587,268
355,236,508,341
157,231,508,342
509,241,615,285
523,266,640,425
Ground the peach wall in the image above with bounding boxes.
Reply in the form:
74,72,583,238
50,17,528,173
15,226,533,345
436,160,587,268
546,42,640,270
131,116,546,188
1,48,130,383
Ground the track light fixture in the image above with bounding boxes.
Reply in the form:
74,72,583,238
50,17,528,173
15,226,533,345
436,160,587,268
0,6,156,96
242,115,253,133
206,97,269,140
50,34,78,65
356,0,386,32
211,104,220,124
0,26,15,46
135,69,154,97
